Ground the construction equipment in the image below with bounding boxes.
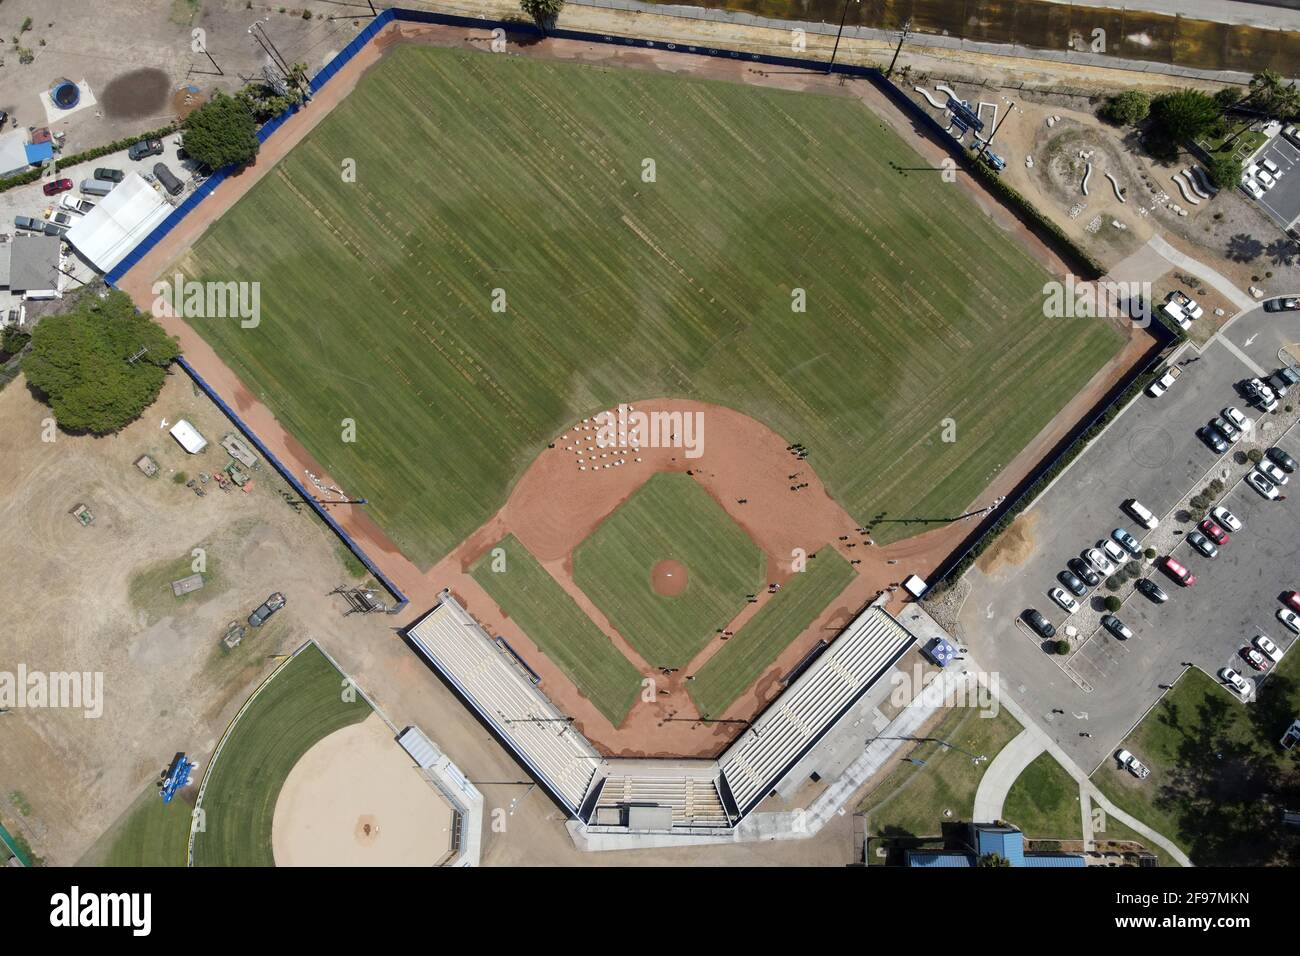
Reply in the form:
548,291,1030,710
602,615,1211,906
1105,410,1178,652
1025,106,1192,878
221,620,246,650
224,461,254,492
69,503,93,526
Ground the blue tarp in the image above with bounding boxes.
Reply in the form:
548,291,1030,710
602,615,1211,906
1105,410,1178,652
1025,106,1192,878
24,141,53,164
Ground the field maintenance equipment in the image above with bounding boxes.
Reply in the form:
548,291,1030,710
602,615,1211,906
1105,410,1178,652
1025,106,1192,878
159,753,197,803
221,432,259,470
225,461,254,492
221,620,246,649
69,503,93,526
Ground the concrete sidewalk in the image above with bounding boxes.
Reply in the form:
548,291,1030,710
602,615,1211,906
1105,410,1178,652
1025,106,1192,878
972,727,1046,821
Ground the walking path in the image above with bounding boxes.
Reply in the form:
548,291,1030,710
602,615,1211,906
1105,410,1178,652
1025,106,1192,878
972,727,1045,821
1148,234,1256,313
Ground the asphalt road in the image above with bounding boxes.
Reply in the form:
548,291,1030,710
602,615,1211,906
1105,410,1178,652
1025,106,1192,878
959,304,1300,771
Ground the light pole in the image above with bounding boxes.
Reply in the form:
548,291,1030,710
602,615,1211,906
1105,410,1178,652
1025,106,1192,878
886,18,912,78
827,0,861,75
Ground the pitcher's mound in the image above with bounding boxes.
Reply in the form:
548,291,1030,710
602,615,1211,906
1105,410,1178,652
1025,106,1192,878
651,559,688,596
272,713,455,866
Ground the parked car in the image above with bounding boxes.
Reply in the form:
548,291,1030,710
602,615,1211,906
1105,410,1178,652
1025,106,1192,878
1147,366,1181,398
1068,558,1100,588
1136,578,1168,603
1210,505,1242,532
1083,547,1115,576
1023,608,1055,639
80,178,117,196
1101,615,1134,641
1266,446,1298,474
1058,569,1087,598
1123,499,1159,529
1222,406,1250,433
1161,556,1196,587
1285,124,1300,148
1050,587,1080,615
1111,527,1142,558
93,167,124,183
1116,749,1150,779
1246,470,1280,499
1241,646,1271,671
1198,425,1229,455
41,221,68,237
1100,538,1129,566
128,137,164,160
1257,460,1290,486
1267,367,1300,398
1187,530,1218,558
13,214,41,231
1280,608,1300,634
1198,518,1229,545
59,193,95,215
1220,667,1251,697
42,177,73,196
1254,634,1282,663
154,162,184,196
1285,591,1300,613
1245,378,1279,412
1169,290,1204,320
248,592,286,628
1264,296,1300,313
1211,415,1240,443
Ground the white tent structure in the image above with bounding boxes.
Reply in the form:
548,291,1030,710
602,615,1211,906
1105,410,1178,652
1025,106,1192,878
66,172,169,273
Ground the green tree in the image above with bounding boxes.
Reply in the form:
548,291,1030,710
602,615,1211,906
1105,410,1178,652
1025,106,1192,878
978,852,1012,866
1247,448,1264,463
1104,595,1122,613
1205,153,1243,190
1100,90,1150,126
520,0,564,24
1150,89,1219,145
182,91,260,170
1,326,30,357
23,288,179,435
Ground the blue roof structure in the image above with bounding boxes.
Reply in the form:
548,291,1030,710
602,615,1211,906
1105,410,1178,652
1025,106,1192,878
922,636,956,668
904,824,1086,868
24,142,53,164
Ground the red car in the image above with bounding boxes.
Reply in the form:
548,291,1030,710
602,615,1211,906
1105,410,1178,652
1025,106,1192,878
1161,556,1196,587
1285,591,1300,613
42,178,73,196
1199,518,1229,545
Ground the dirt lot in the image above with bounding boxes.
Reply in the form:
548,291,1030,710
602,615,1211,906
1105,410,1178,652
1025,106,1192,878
0,370,378,864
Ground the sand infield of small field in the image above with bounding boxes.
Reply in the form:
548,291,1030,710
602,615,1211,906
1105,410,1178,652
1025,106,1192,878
272,713,455,867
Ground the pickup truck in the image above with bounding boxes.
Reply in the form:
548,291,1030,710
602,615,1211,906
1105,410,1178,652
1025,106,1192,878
1147,365,1181,398
60,194,95,215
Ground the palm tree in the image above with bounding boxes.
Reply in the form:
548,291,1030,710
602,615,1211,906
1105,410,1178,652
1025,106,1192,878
978,852,1011,867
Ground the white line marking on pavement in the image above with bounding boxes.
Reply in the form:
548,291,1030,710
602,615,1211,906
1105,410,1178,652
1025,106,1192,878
1215,332,1267,376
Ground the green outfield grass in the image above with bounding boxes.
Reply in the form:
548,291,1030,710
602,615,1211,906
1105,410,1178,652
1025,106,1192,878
87,787,192,867
471,535,643,725
190,644,370,866
687,549,855,718
181,44,1124,570
572,472,763,668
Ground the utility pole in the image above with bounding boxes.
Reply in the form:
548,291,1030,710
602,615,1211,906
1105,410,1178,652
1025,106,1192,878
978,101,1015,159
886,18,912,78
827,0,861,75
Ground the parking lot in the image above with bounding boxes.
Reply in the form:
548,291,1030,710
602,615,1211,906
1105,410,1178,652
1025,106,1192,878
959,304,1300,768
1250,132,1300,231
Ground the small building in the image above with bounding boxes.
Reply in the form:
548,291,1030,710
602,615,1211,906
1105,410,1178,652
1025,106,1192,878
7,234,62,299
169,419,208,454
922,636,957,668
902,574,928,599
0,130,31,178
905,823,1086,868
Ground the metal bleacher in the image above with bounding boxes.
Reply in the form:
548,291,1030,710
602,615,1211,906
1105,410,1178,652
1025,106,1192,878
717,607,915,815
405,595,600,813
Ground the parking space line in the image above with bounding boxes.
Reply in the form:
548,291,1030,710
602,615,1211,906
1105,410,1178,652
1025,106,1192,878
1214,331,1267,376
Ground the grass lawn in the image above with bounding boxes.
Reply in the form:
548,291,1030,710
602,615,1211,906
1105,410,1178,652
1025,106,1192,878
181,43,1123,569
128,547,224,625
860,703,1022,839
687,549,855,717
85,787,193,867
572,473,763,668
471,535,643,725
1001,751,1082,840
191,644,371,866
1091,655,1300,866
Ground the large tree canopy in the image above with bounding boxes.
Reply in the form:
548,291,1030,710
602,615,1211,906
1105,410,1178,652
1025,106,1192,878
1149,89,1220,145
23,288,180,435
182,91,260,170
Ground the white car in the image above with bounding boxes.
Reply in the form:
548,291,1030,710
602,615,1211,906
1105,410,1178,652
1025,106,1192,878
1147,367,1181,398
1261,157,1282,177
1243,177,1265,200
1246,470,1280,500
1220,667,1251,697
1222,406,1250,434
1116,749,1151,779
1050,587,1080,615
1160,301,1191,330
1100,538,1129,566
1279,609,1300,635
1285,125,1300,148
1211,505,1242,532
1084,547,1115,576
1246,378,1279,412
1257,460,1290,486
1253,634,1282,663
1257,168,1277,190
